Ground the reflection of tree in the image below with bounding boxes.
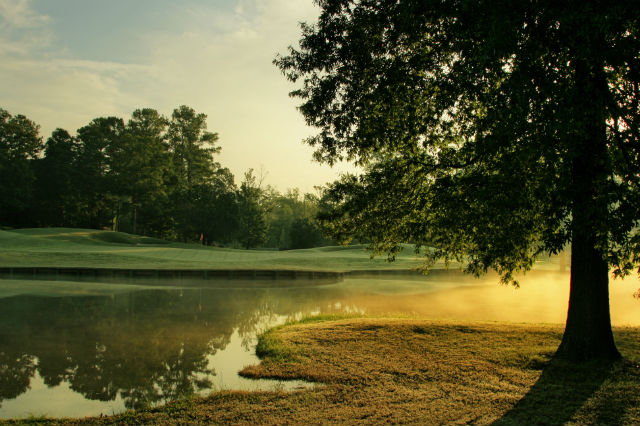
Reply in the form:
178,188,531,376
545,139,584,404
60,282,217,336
0,351,36,408
151,342,213,407
0,282,364,411
0,291,229,409
37,350,74,387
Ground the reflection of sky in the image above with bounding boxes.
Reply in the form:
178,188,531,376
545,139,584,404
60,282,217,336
0,369,125,419
207,327,310,392
0,272,638,419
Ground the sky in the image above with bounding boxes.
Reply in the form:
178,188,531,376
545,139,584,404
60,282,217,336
0,0,355,192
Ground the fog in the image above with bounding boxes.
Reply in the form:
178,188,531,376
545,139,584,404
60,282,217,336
333,270,639,326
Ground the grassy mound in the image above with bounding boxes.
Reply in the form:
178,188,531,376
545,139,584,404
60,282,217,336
0,228,425,271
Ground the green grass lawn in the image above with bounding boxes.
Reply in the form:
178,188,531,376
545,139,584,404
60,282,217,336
0,228,429,271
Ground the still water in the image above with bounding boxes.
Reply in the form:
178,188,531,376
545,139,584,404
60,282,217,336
0,270,638,419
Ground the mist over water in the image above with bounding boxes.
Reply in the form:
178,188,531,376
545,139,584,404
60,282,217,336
338,270,638,326
0,269,637,419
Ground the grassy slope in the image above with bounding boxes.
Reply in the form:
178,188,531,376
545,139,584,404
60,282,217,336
8,317,638,426
0,228,425,271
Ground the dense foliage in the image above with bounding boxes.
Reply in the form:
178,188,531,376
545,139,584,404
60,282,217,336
0,109,43,227
0,106,330,249
277,0,640,360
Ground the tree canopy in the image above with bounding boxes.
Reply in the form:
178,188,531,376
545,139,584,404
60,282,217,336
276,0,640,361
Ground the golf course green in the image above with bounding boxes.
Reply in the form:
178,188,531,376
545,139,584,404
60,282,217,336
0,228,426,272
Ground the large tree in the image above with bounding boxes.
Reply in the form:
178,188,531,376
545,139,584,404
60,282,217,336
276,0,640,361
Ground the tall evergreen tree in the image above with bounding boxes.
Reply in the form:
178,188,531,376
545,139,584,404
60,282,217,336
167,105,220,189
167,106,224,241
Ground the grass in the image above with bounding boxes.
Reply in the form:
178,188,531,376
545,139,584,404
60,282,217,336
254,314,365,362
0,228,427,272
5,316,638,426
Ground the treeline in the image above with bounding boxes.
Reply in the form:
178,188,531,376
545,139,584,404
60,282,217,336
0,106,332,249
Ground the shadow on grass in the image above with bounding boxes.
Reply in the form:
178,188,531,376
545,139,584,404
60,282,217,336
493,358,637,426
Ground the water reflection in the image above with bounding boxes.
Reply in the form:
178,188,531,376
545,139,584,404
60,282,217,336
0,284,339,418
0,270,637,419
0,291,222,412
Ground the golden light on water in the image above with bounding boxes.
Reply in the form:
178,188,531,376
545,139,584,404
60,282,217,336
338,271,640,326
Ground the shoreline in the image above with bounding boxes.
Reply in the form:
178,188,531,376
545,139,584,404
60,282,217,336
2,316,638,425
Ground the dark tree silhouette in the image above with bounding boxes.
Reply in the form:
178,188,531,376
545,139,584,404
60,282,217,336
0,108,43,227
276,0,640,361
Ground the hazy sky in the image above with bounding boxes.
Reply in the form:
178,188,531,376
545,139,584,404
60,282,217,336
0,0,354,192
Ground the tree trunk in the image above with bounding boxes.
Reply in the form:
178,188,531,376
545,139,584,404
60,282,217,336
132,205,137,235
555,47,620,361
555,235,620,361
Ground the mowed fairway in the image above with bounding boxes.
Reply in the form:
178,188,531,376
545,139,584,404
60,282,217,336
0,228,424,271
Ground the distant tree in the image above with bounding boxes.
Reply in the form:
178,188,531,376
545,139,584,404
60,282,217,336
264,189,331,249
237,169,267,249
289,217,324,249
185,168,239,245
0,108,43,227
34,128,81,226
167,105,220,189
75,117,125,229
166,106,225,241
263,188,297,248
1,105,240,240
277,0,640,361
108,109,171,235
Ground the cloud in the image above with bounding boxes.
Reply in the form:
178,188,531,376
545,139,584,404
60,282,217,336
1,56,160,137
0,0,51,55
0,0,49,28
0,0,158,136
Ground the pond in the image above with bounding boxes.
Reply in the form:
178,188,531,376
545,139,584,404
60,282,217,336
0,270,638,419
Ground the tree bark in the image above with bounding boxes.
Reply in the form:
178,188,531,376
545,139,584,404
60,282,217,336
555,46,620,361
556,236,620,361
